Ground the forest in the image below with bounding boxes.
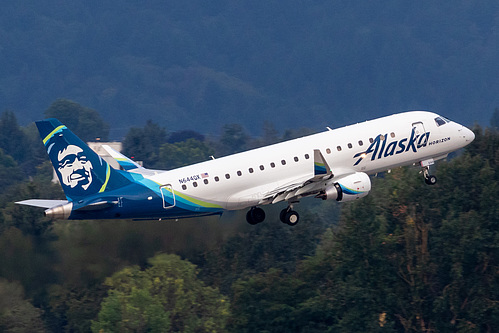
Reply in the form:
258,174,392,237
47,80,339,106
2,1,499,136
0,100,497,332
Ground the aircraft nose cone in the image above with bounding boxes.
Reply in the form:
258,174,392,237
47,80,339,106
458,126,475,143
464,127,475,142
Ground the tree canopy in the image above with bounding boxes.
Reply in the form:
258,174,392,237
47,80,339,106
91,254,229,333
0,107,497,331
44,99,110,142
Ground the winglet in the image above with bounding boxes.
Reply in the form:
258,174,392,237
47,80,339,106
313,149,333,178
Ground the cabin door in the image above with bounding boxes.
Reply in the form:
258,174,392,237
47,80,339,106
160,184,176,209
412,121,426,136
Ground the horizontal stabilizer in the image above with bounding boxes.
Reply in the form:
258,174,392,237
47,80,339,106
15,199,68,209
102,145,143,171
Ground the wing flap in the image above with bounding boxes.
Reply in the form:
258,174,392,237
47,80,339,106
259,149,353,204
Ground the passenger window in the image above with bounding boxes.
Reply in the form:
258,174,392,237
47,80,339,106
294,156,299,162
337,146,342,151
193,182,198,187
249,168,254,173
358,140,363,146
260,165,265,171
270,162,275,168
214,176,220,182
347,143,352,149
304,154,310,159
225,174,230,179
326,148,331,154
182,185,187,190
203,179,208,185
237,171,242,176
390,132,395,138
281,160,286,165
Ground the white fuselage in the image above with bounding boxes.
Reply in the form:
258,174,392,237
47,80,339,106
143,111,474,210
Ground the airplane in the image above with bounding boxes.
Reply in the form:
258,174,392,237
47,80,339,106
16,111,475,226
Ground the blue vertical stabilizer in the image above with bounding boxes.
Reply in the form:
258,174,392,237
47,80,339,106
36,119,131,202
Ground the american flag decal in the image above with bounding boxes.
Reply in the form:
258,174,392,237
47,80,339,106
201,172,209,178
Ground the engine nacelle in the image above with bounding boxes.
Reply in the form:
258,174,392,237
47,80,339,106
317,172,371,202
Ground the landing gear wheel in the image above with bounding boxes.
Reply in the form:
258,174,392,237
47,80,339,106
425,175,437,185
280,208,299,226
422,165,437,186
285,211,299,226
246,207,265,225
280,209,287,223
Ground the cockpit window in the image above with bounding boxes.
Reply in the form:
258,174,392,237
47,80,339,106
434,117,447,126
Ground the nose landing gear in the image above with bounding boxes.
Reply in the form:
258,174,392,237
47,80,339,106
421,159,437,185
424,171,437,185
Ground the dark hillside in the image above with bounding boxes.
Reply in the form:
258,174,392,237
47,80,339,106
1,1,497,136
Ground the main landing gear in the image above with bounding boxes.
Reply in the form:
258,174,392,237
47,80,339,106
245,205,300,226
246,207,265,225
280,206,299,226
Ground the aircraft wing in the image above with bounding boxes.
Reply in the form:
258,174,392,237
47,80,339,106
259,149,351,204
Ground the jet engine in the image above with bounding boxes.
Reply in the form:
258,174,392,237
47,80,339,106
316,172,371,202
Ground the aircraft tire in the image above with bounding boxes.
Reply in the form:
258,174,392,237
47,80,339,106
280,209,287,223
284,210,299,226
246,207,265,225
425,175,437,185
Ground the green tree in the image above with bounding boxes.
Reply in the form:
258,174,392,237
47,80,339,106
45,283,107,333
218,124,249,155
293,128,499,331
122,120,167,168
0,148,23,191
429,127,499,331
92,254,229,332
230,268,310,333
0,111,32,165
0,278,46,332
44,99,110,142
294,193,399,332
200,208,335,295
92,288,170,333
157,138,215,169
491,108,499,129
1,179,61,236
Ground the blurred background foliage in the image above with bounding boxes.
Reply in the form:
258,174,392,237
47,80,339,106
0,105,497,331
1,1,499,137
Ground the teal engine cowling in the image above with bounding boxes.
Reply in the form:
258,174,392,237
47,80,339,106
316,172,371,201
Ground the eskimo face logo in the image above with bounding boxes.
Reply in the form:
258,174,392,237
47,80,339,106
57,145,93,190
